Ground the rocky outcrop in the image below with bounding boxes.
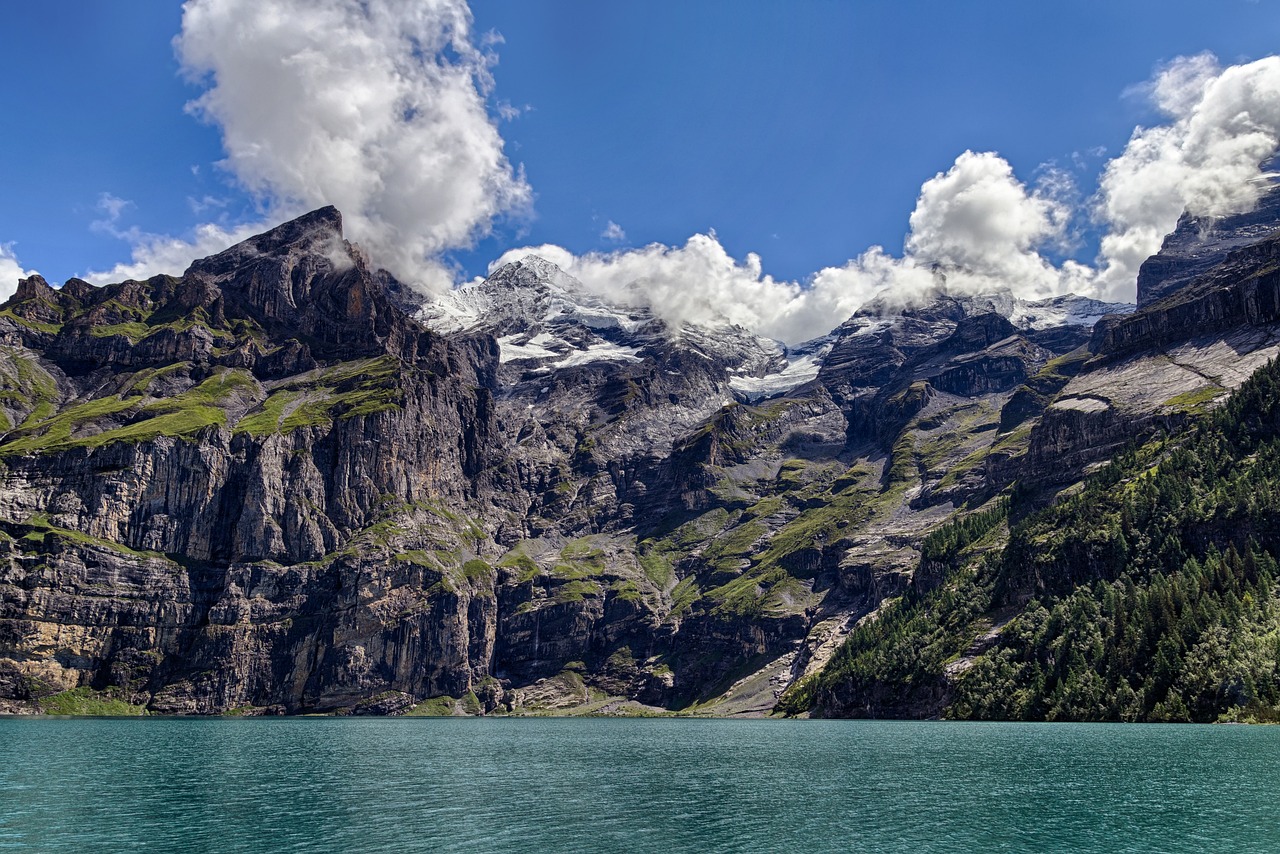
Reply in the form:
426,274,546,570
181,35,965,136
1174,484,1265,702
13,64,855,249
0,210,509,714
1012,211,1280,493
1097,232,1280,360
819,303,1064,450
1136,171,1280,307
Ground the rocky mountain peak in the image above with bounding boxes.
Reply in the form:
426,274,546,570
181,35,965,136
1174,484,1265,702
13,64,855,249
0,206,447,378
488,254,580,293
420,253,632,338
176,206,431,363
1136,161,1280,307
945,312,1017,350
13,274,55,302
188,205,347,279
850,286,1131,333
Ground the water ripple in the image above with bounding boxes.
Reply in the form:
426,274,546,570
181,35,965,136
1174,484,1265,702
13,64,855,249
1,718,1278,853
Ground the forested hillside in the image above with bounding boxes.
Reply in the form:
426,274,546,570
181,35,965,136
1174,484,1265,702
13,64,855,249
788,357,1280,722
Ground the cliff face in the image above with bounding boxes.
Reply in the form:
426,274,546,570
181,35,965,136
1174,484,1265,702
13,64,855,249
1135,173,1280,308
10,190,1280,718
1098,233,1280,359
0,209,510,714
1005,215,1280,498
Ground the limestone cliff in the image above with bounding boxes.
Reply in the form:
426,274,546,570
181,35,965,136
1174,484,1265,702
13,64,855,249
0,209,505,713
12,194,1276,719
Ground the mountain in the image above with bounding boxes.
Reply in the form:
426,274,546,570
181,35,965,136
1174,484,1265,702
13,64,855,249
0,207,506,714
783,183,1280,721
3,187,1279,719
422,255,788,385
1135,165,1280,308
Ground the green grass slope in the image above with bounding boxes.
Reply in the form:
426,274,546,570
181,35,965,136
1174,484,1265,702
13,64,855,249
787,357,1280,723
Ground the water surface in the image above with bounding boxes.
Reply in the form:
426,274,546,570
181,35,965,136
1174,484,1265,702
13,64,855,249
1,718,1275,852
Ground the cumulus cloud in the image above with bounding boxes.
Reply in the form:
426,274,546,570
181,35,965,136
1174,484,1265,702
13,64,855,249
86,221,267,284
905,150,1084,300
1094,54,1280,298
491,234,810,342
492,150,1085,343
175,0,530,292
94,0,530,288
0,245,34,302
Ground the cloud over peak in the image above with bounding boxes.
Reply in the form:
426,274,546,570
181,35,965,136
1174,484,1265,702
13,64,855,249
489,149,1085,343
1093,54,1280,297
0,245,34,302
93,0,530,289
905,150,1076,301
490,53,1280,341
177,0,530,291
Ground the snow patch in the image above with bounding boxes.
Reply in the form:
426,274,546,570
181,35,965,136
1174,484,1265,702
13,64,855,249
553,341,644,369
1009,295,1134,330
497,333,560,363
730,337,834,402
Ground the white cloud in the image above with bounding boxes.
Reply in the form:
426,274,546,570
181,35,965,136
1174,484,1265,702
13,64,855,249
86,221,266,284
495,100,527,121
490,150,1085,343
1094,54,1280,298
905,150,1079,301
491,235,930,345
601,220,626,242
187,195,229,215
174,0,531,293
84,189,263,283
92,0,531,290
489,234,801,338
0,244,35,302
91,193,133,234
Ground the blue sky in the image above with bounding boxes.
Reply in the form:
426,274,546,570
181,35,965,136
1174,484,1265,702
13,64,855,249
3,2,1280,340
465,1,1276,276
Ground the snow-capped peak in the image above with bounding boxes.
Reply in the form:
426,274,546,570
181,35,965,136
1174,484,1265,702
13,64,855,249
847,286,1133,332
418,255,789,378
418,255,646,337
1007,294,1134,330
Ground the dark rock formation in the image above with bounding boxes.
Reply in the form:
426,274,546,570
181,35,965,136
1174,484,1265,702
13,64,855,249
0,210,506,714
0,203,1161,719
1136,169,1280,307
1098,231,1280,359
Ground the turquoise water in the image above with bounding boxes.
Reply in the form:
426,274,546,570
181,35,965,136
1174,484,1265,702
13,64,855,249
0,718,1277,853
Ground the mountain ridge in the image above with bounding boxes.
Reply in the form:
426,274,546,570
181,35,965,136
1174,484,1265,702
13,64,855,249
2,197,1279,719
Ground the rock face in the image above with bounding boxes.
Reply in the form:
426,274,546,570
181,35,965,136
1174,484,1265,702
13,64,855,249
1007,195,1280,496
1098,232,1280,359
0,210,506,713
26,193,1280,719
1135,171,1280,308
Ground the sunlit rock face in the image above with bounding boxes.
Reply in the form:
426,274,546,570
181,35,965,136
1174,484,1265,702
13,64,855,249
25,190,1280,718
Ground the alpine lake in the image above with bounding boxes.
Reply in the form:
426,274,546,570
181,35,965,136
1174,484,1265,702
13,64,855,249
1,717,1276,852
